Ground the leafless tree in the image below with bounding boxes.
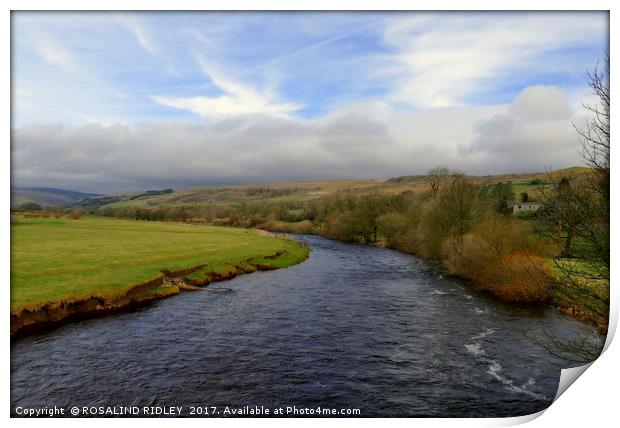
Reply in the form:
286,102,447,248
571,55,610,276
576,55,610,175
428,166,450,198
536,58,610,331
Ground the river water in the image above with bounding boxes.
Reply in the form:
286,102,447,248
11,235,603,417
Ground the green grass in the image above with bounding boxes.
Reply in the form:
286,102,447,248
548,258,609,322
11,216,309,311
511,183,542,194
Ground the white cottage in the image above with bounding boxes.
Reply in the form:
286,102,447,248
512,202,543,214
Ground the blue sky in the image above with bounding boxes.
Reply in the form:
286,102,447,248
12,11,609,192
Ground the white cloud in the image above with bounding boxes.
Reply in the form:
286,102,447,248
509,85,572,121
12,85,588,192
151,57,302,119
116,13,158,56
462,85,580,171
12,12,606,191
34,37,82,74
382,13,607,108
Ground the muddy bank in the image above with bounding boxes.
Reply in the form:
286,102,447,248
554,303,608,333
11,251,300,339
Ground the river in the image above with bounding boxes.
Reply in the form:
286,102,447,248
11,235,603,417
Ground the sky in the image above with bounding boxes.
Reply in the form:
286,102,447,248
11,11,609,193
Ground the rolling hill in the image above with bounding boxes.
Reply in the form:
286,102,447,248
11,187,102,208
72,167,591,213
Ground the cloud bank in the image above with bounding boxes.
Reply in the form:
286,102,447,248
13,85,585,193
11,12,608,192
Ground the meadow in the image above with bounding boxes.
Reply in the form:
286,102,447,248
10,216,309,312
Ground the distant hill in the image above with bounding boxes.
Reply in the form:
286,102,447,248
386,167,590,184
14,167,591,212
74,180,383,213
11,187,103,208
74,189,174,211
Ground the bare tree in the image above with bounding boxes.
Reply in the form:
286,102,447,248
573,55,610,276
542,57,609,273
576,55,610,175
428,166,450,198
537,58,610,331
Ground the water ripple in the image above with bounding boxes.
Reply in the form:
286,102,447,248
11,235,600,417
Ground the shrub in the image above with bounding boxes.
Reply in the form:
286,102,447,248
261,219,314,234
18,202,42,211
321,211,358,241
377,212,410,247
442,216,550,304
212,217,232,226
67,209,85,219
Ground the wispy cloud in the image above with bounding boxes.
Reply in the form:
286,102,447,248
33,36,82,74
151,56,302,119
383,12,608,108
116,13,158,57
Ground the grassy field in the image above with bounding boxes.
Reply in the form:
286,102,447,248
11,216,309,312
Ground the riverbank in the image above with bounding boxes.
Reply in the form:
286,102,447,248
11,217,309,338
12,233,601,417
259,223,608,333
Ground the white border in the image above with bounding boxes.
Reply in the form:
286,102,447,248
3,1,617,427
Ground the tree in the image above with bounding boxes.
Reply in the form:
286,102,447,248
543,177,588,258
428,166,450,198
488,182,515,216
571,56,610,276
576,56,610,176
537,58,610,330
541,57,609,277
422,175,483,258
352,194,384,242
18,202,42,211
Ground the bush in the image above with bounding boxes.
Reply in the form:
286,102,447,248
261,219,314,234
67,209,85,219
377,212,410,247
321,211,358,241
442,217,550,303
212,217,232,226
18,202,42,211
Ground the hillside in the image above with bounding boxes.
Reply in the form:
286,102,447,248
70,166,591,213
75,180,384,211
11,187,102,208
